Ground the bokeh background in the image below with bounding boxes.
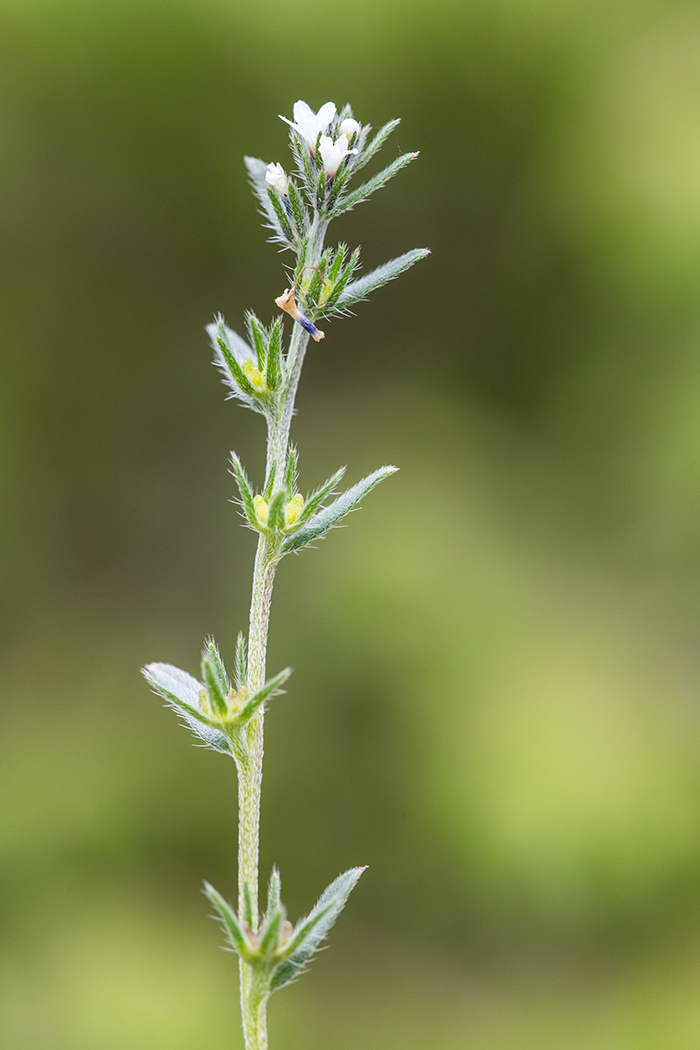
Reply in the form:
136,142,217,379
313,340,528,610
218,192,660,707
4,0,700,1046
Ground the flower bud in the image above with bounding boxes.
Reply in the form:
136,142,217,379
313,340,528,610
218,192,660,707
339,118,360,139
284,494,304,528
265,162,289,196
253,495,269,526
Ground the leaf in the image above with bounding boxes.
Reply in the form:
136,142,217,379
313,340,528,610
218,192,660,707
282,466,398,554
259,907,286,956
264,868,282,923
266,187,295,247
287,180,309,235
266,489,286,531
207,318,255,398
245,312,268,370
230,451,258,527
270,867,366,990
266,318,282,392
237,667,292,724
329,152,419,218
142,663,232,754
217,337,257,399
335,249,430,312
201,638,229,718
203,882,252,958
234,632,247,691
298,466,346,523
244,156,294,249
352,118,401,172
285,446,298,495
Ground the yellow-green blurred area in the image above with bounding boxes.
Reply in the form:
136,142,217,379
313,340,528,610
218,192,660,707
7,0,700,1045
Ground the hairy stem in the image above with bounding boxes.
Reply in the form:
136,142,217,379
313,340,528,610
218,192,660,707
236,214,328,1050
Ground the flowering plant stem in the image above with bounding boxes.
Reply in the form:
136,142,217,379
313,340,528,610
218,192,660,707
142,100,427,1050
240,291,320,1049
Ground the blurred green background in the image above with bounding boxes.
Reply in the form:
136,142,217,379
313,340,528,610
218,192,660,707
4,0,700,1045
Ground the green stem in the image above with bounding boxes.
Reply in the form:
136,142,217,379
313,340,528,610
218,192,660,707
236,214,328,1050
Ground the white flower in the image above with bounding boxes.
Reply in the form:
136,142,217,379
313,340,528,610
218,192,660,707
265,162,289,196
319,134,357,176
279,100,336,151
339,118,360,139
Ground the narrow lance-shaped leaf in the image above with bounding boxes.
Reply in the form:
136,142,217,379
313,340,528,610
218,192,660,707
203,882,252,958
142,663,219,728
217,338,257,399
287,180,309,235
353,118,401,172
267,489,286,531
266,187,296,247
234,632,247,691
298,466,346,522
335,249,430,312
270,867,366,991
245,312,268,370
208,318,255,399
266,318,282,391
282,466,398,554
241,881,255,928
142,663,233,754
230,451,258,526
330,152,419,218
237,667,292,724
262,462,277,501
243,156,293,248
201,640,229,718
259,907,286,956
265,867,282,923
285,446,298,495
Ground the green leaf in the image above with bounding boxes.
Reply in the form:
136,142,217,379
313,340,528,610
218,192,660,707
265,868,282,922
299,466,346,522
353,118,401,172
282,466,398,554
266,318,282,391
203,882,252,959
285,446,298,495
334,249,430,312
216,337,257,399
142,663,232,754
241,882,255,927
266,187,295,247
259,907,286,956
287,180,309,235
245,312,268,370
234,632,247,691
230,451,258,527
243,156,294,250
270,867,366,991
329,152,419,218
237,667,292,724
262,462,277,501
201,639,229,718
266,489,286,531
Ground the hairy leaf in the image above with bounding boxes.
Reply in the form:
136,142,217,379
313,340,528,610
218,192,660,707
270,867,366,990
282,466,398,554
334,248,430,312
330,152,418,217
203,882,251,958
